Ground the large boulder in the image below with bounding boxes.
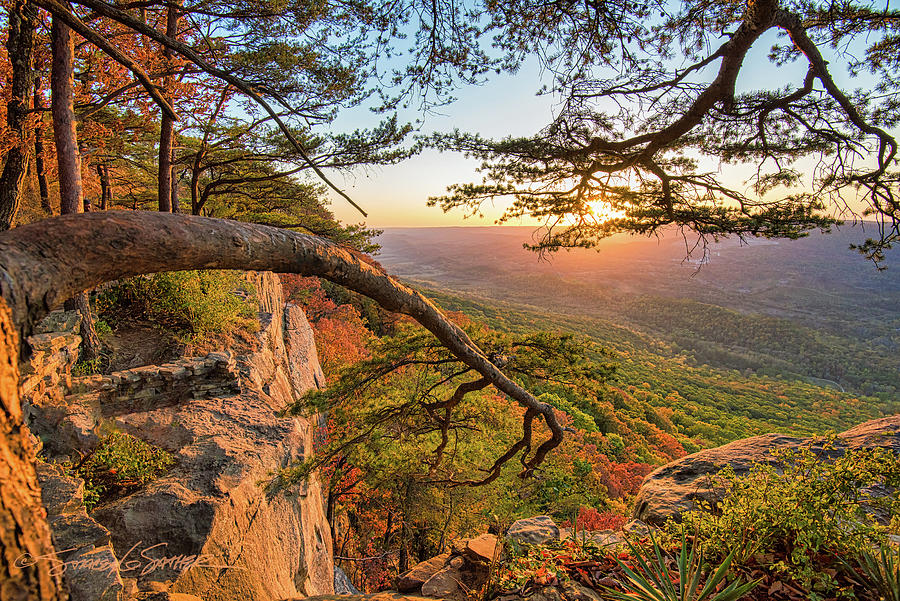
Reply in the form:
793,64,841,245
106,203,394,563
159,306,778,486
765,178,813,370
420,561,466,600
87,273,333,601
396,535,498,600
506,516,560,546
463,534,499,563
397,553,450,592
633,415,900,525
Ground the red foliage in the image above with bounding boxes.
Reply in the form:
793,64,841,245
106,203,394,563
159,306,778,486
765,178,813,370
597,459,654,498
278,274,372,376
646,427,686,461
562,507,627,532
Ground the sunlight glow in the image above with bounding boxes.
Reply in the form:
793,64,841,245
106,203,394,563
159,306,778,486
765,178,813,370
586,200,627,222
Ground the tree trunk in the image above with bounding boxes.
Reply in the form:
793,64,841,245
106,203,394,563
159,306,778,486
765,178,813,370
71,293,100,362
97,163,110,210
383,510,393,551
34,80,51,215
190,165,201,215
0,0,38,230
0,298,65,601
171,164,180,213
158,129,173,212
51,15,101,363
50,15,82,215
157,4,180,212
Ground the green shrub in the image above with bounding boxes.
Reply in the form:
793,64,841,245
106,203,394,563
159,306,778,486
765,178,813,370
540,392,598,433
94,319,113,338
74,431,175,511
96,270,257,342
72,358,103,377
672,442,900,596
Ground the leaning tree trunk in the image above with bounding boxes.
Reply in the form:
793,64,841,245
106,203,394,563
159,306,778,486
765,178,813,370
50,15,102,362
0,0,38,230
0,212,563,463
0,212,564,601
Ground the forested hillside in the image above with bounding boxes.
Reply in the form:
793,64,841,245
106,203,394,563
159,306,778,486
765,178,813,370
379,226,900,406
281,248,898,590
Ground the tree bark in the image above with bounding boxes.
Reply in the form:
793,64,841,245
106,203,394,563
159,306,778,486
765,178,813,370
34,80,52,215
190,166,201,215
0,298,65,601
50,15,82,215
0,0,38,230
97,163,110,210
51,14,102,363
157,3,180,212
170,164,180,213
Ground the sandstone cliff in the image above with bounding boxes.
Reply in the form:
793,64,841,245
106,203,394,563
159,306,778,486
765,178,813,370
25,272,334,601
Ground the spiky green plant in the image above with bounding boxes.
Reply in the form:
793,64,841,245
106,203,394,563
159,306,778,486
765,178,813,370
857,544,900,601
602,530,759,601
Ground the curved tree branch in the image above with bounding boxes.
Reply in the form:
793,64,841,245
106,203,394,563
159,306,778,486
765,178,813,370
776,9,898,180
0,211,563,474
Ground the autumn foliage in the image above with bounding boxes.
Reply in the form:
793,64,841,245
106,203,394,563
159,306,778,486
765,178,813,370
274,274,693,591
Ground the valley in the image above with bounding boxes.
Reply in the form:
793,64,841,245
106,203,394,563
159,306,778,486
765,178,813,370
377,225,900,445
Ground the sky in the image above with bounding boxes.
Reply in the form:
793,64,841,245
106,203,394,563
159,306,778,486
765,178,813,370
321,23,879,229
326,57,558,227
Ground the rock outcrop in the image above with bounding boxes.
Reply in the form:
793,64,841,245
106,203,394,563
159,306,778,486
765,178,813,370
632,414,900,525
506,516,560,546
396,535,499,600
25,272,334,601
334,567,361,595
398,518,625,601
36,461,126,601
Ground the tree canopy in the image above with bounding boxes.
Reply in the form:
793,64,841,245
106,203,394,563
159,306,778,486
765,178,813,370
429,0,900,264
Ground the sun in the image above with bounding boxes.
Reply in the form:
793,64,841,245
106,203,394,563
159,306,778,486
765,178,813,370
586,200,626,222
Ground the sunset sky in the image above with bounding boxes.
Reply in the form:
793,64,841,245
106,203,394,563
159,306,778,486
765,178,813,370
327,56,556,228
325,28,872,228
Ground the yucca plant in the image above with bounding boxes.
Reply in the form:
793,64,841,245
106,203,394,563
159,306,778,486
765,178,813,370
857,544,900,601
602,530,759,601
